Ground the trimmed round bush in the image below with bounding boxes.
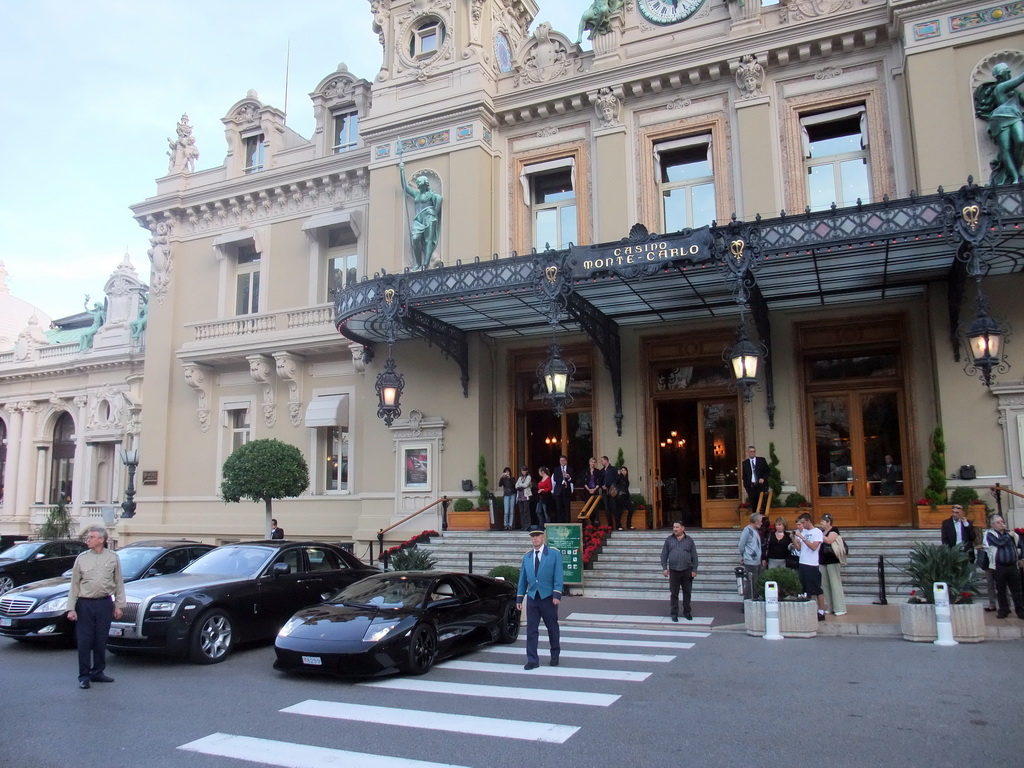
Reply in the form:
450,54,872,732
755,567,803,600
487,565,520,584
452,497,474,512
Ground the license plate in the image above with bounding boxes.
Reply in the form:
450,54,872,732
108,626,123,637
301,655,322,666
0,618,11,627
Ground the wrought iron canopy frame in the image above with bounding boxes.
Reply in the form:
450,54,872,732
336,180,1024,427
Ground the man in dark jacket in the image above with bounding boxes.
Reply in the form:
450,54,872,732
940,505,975,563
660,522,698,622
742,446,770,509
551,455,574,524
983,516,1024,619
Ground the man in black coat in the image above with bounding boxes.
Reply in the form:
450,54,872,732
551,455,574,524
940,504,975,562
741,445,770,509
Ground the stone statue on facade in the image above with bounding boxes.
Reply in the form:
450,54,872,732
167,114,199,174
975,62,1024,184
398,155,442,270
130,293,149,339
79,297,106,352
577,0,623,44
595,87,620,128
736,54,764,100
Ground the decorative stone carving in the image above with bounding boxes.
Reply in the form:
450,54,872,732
167,113,199,174
349,342,369,373
182,363,213,432
14,315,50,361
514,23,572,86
667,97,692,110
735,54,765,100
394,1,455,81
594,87,621,128
273,352,304,427
147,219,172,304
784,0,854,22
815,66,843,80
247,354,277,428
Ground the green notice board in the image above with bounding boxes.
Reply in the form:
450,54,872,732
545,523,583,586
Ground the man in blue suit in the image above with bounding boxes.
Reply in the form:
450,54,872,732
516,528,563,669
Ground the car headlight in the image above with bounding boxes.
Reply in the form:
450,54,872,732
363,620,401,643
148,601,178,614
36,596,68,613
278,617,305,638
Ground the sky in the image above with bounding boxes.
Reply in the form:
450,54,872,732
0,0,592,320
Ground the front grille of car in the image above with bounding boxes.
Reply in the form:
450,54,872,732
0,596,37,616
120,601,140,625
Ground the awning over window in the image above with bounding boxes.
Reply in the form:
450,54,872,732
304,394,349,427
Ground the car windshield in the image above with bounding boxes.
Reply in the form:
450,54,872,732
332,575,433,609
116,548,163,580
181,545,272,578
0,542,43,561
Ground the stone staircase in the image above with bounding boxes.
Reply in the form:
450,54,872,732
419,528,956,603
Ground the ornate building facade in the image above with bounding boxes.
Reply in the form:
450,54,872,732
88,0,1024,547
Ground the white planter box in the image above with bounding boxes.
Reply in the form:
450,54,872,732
899,602,986,643
744,598,818,638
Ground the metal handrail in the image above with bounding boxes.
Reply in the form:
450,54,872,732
990,483,1023,518
375,497,450,561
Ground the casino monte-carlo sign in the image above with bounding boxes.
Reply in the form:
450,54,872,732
570,225,714,278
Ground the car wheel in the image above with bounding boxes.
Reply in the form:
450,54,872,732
189,609,234,664
497,601,521,644
0,575,15,595
403,623,437,675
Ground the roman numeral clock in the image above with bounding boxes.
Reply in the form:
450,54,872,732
638,0,706,24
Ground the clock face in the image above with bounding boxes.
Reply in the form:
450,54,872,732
638,0,706,25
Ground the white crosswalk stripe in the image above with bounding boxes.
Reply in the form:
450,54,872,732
281,700,579,743
532,633,695,649
359,678,621,706
481,646,676,663
566,611,714,625
439,659,651,680
561,625,710,639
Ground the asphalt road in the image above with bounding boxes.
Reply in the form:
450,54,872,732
0,618,1019,768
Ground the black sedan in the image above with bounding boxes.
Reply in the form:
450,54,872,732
0,539,88,595
274,571,521,677
0,540,214,643
107,541,376,664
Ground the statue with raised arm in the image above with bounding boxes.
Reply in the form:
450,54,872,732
167,114,198,174
975,62,1024,184
577,0,623,44
79,297,106,352
398,158,442,270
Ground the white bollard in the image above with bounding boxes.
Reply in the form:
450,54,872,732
764,581,783,640
933,582,957,646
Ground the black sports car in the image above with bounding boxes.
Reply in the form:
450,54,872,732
107,541,376,664
274,570,521,677
0,540,214,643
0,539,88,595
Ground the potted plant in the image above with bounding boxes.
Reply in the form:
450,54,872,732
744,567,818,638
898,543,985,642
767,443,783,507
916,427,951,528
631,493,651,529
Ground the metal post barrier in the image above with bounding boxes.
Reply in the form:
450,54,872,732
468,551,473,574
734,566,748,600
933,582,957,646
873,555,889,605
764,581,783,640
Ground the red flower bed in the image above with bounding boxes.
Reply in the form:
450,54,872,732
378,530,440,562
582,525,613,564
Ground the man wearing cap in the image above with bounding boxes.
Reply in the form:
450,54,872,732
516,528,563,669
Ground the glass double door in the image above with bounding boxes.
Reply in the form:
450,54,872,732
810,390,909,526
654,398,740,528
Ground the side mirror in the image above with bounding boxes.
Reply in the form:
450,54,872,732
272,562,291,577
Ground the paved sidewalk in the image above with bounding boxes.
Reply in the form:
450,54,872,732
556,593,1024,639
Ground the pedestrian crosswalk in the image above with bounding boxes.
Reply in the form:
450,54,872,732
178,614,715,767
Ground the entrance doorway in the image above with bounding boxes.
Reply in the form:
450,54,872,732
654,399,741,528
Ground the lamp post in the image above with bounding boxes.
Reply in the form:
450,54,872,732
725,320,765,403
537,340,575,417
119,447,139,519
961,292,1008,387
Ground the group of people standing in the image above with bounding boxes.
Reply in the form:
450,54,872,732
738,511,847,622
942,505,1024,619
497,455,636,531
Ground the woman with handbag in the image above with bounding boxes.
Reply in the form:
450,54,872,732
614,466,635,529
818,513,847,615
514,466,533,531
763,517,792,569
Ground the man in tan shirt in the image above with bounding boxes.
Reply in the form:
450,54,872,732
67,526,126,689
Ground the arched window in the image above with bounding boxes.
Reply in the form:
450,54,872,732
50,412,76,504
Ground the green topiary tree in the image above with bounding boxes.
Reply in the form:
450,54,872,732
615,448,625,469
924,425,947,507
767,442,783,507
38,494,74,540
755,567,804,599
949,487,980,507
453,497,474,512
221,439,310,538
487,565,521,583
477,454,490,510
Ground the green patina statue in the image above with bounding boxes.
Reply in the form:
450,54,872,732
399,160,442,270
130,294,149,339
577,0,623,44
79,300,106,352
975,62,1024,184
